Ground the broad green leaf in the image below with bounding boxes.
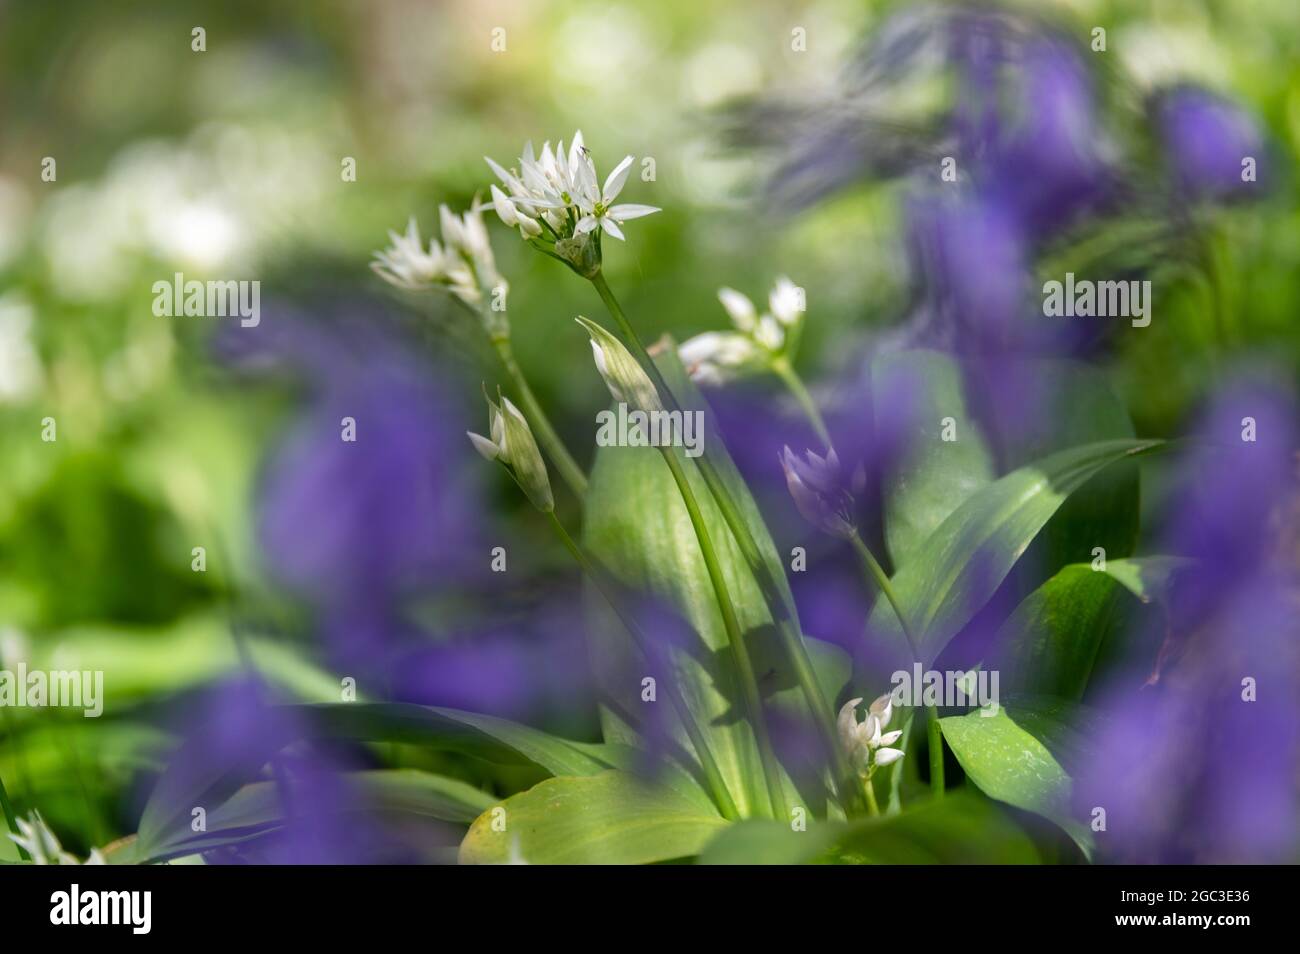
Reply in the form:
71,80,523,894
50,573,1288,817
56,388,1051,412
1102,556,1192,602
995,564,1123,701
10,616,346,706
873,349,995,570
458,770,729,864
582,347,805,816
700,793,1038,864
149,770,497,860
940,702,1095,857
212,769,495,829
137,702,615,859
299,703,618,777
864,439,1164,672
996,557,1192,701
995,360,1140,576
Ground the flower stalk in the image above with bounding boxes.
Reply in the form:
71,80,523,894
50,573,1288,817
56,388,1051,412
489,334,588,499
847,531,945,798
588,271,861,815
544,510,740,820
577,312,787,818
771,355,832,449
656,446,787,820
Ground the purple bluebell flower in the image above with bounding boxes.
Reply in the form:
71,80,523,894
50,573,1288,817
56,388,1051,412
1155,86,1268,201
217,307,485,673
1075,378,1300,862
980,39,1114,238
905,190,1032,350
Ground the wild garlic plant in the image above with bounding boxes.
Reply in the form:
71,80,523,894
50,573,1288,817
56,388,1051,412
372,130,947,829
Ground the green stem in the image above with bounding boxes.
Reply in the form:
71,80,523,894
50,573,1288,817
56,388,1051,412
771,356,832,449
927,710,945,799
862,776,880,816
589,270,860,816
491,334,588,499
657,447,786,820
848,531,944,799
545,510,741,822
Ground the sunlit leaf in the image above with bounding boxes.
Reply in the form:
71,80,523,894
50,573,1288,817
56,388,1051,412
459,770,729,864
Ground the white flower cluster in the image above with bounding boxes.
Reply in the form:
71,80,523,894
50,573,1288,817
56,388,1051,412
838,694,905,778
485,130,659,244
371,205,505,310
9,812,105,865
678,277,805,386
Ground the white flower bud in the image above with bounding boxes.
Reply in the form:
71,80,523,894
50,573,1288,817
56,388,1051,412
469,390,553,512
717,287,758,333
873,747,905,767
769,275,805,326
490,184,521,227
576,316,664,413
754,315,784,352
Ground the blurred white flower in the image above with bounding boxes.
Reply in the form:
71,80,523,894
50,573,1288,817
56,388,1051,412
769,276,806,326
678,277,806,386
677,331,762,387
0,294,43,403
372,204,505,310
9,813,105,865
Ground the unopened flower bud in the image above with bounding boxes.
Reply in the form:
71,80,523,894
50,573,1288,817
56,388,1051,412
576,316,664,413
468,389,553,512
780,445,857,538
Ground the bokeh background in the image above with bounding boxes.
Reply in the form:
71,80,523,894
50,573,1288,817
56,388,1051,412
1,0,1298,860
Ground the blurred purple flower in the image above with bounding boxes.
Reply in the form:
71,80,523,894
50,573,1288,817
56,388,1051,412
905,191,1031,349
980,40,1113,237
256,331,480,603
1155,86,1268,201
217,308,485,673
1076,377,1300,862
388,593,594,720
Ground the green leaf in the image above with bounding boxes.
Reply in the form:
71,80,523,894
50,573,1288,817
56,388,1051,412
864,439,1165,672
1102,556,1192,603
582,347,803,816
940,702,1095,857
995,564,1123,701
700,793,1038,864
873,349,995,570
136,702,616,860
299,703,619,778
994,360,1141,575
996,557,1192,701
159,769,497,861
458,770,729,864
